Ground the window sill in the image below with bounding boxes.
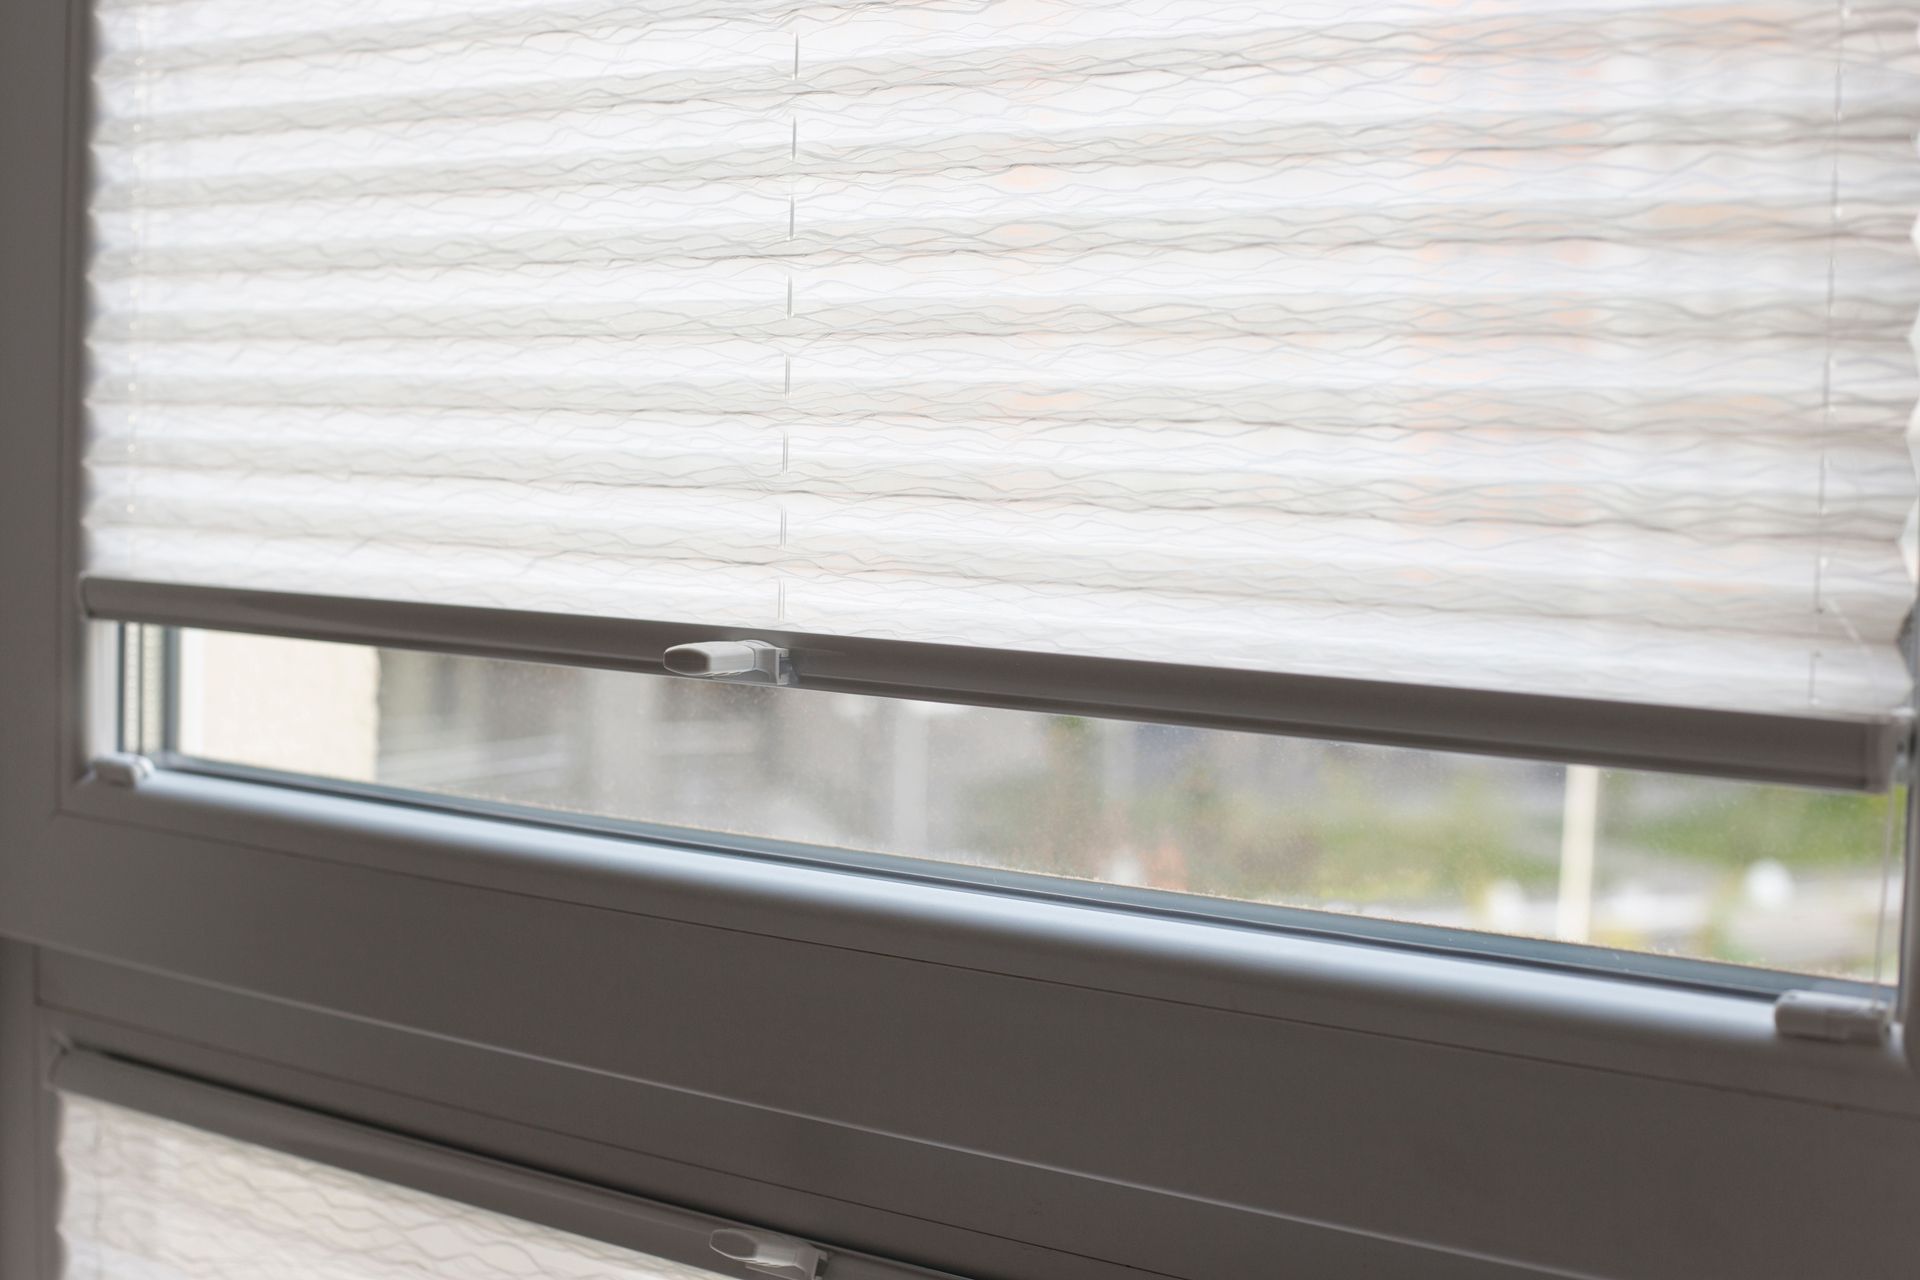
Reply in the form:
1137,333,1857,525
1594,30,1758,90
44,766,1920,1118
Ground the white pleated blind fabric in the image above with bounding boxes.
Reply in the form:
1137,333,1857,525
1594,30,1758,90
58,1094,733,1280
84,0,1920,719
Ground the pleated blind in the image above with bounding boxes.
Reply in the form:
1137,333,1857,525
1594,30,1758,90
58,1093,740,1280
82,0,1920,772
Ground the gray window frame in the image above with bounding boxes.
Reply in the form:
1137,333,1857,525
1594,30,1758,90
5,0,1920,1276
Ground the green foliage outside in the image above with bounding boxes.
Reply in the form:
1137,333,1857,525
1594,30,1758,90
1600,775,1900,872
962,720,1557,905
961,721,1901,916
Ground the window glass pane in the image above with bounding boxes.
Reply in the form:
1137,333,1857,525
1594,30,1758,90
170,629,1904,984
58,1094,736,1279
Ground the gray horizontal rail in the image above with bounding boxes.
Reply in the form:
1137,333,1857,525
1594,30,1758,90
82,575,1908,791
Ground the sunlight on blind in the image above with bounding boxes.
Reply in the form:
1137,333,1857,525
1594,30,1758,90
57,1094,734,1280
83,0,1920,718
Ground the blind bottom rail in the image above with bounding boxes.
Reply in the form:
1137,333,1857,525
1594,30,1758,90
79,575,1907,791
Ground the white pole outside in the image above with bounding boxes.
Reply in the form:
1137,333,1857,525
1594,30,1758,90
1557,764,1601,942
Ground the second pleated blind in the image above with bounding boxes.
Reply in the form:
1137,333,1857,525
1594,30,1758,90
84,0,1920,722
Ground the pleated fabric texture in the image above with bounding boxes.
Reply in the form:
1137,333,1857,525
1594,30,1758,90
84,0,1920,719
57,1094,732,1280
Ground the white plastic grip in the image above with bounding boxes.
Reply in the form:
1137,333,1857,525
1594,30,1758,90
709,1227,827,1279
93,753,155,787
661,640,791,685
1773,990,1891,1044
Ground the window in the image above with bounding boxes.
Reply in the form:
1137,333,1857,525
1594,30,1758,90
5,0,1920,1278
150,627,1907,985
75,0,1920,990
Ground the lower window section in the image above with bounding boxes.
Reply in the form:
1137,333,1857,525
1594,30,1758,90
58,1093,736,1280
143,627,1904,985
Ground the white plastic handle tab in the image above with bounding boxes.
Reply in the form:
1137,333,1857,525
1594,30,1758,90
709,1227,827,1279
1773,989,1891,1043
661,640,791,685
92,753,155,787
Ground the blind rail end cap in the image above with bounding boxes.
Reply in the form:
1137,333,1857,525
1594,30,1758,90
1775,990,1892,1044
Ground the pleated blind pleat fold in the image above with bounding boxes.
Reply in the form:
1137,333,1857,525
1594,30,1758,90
84,0,1920,722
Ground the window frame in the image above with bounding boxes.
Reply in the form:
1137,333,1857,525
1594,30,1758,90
5,0,1920,1276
